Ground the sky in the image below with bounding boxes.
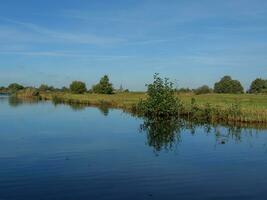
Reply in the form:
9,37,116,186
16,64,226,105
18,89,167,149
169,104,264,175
0,0,267,90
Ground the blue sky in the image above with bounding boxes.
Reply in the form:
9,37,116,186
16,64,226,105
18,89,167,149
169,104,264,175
0,0,267,90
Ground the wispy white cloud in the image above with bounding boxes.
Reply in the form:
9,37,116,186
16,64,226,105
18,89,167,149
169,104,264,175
0,50,135,60
0,18,126,45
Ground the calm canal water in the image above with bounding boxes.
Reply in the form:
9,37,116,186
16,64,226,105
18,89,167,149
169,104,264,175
0,96,267,200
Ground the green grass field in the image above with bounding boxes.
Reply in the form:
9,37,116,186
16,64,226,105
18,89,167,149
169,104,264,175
17,91,267,123
178,93,267,110
38,91,267,110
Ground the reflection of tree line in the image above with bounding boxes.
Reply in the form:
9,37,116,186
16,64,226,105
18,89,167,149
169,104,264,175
8,97,110,116
8,97,39,107
139,116,266,152
53,101,110,116
7,97,267,153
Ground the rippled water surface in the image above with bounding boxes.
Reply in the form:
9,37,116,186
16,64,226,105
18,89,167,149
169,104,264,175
0,96,267,200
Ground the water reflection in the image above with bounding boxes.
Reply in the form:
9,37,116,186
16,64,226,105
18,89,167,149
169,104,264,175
139,116,266,152
68,103,87,111
4,97,267,152
98,105,109,116
8,97,39,107
140,117,183,152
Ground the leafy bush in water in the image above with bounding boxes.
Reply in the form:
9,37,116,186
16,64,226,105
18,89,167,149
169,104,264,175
137,74,182,117
70,81,87,94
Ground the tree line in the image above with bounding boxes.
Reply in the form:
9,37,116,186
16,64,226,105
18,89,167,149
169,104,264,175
0,75,126,95
0,75,266,95
177,76,267,95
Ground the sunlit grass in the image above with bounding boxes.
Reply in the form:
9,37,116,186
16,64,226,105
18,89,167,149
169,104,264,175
18,91,267,123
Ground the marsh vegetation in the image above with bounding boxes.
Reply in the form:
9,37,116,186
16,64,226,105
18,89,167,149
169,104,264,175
2,74,267,124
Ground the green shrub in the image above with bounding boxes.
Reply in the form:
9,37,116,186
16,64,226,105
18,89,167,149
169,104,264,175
214,76,244,94
194,85,212,95
70,81,87,94
8,83,24,93
137,73,182,117
249,78,267,93
92,75,114,94
39,84,55,91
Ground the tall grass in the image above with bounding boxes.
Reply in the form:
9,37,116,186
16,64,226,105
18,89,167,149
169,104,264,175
17,90,267,124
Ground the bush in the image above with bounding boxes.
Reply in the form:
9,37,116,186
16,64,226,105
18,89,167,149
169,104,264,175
70,81,87,94
39,84,55,91
61,86,69,92
176,88,192,93
248,78,267,93
136,74,182,117
92,75,114,94
214,76,244,94
19,88,40,98
8,83,24,93
194,85,212,95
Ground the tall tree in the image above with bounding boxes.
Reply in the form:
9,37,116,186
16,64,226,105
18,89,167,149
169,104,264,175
8,83,24,93
249,78,267,93
214,76,244,94
92,75,114,94
70,81,87,94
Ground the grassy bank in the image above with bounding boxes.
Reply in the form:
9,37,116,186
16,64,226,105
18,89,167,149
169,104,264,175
16,90,267,124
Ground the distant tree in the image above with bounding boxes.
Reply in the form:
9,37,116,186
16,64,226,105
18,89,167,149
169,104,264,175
61,86,69,92
70,81,87,94
92,75,114,94
39,84,57,92
249,78,267,93
214,76,244,94
0,86,8,94
194,85,212,95
39,84,50,91
8,83,24,93
176,88,192,93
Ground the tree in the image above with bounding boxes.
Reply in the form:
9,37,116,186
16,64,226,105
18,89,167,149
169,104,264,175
214,76,244,94
70,81,87,94
8,83,24,93
194,85,212,95
39,84,49,91
137,74,182,117
61,86,69,92
249,78,267,93
176,88,192,93
92,75,114,94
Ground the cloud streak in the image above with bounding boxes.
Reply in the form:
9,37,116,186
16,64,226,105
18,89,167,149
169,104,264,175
0,18,126,45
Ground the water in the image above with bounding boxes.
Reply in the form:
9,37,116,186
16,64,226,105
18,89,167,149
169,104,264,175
0,96,267,200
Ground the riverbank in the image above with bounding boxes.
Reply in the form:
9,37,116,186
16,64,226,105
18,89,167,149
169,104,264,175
16,90,267,124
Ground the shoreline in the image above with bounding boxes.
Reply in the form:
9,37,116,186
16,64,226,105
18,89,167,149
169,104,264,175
16,90,267,125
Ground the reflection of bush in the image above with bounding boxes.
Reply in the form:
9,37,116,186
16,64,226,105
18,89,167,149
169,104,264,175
139,116,265,152
98,106,109,116
140,117,183,152
69,103,87,111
